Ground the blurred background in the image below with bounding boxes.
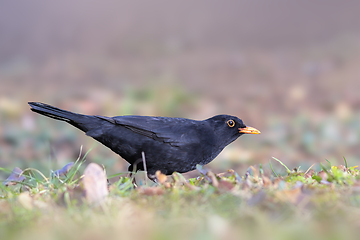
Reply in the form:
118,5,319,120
1,0,360,178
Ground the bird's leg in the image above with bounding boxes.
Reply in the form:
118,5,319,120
127,165,138,187
129,159,158,183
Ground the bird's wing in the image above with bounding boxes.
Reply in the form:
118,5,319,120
95,115,199,147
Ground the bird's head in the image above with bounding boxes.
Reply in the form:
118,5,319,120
206,115,260,146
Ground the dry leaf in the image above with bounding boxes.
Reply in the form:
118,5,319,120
196,165,212,182
3,167,25,186
207,171,219,187
217,180,235,193
318,171,328,181
155,170,167,184
53,162,74,177
82,163,109,204
275,185,306,205
262,176,272,187
337,165,346,172
304,169,314,179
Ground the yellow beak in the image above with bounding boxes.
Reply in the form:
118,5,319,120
239,126,261,134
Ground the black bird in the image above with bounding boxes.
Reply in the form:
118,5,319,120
29,102,260,179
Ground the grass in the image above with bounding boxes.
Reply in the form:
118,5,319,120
1,155,360,240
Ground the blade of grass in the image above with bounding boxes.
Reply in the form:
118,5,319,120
272,157,291,173
0,167,14,174
320,163,329,173
117,178,135,192
259,164,264,175
343,156,348,169
10,181,37,188
325,159,332,167
22,168,49,184
107,172,129,179
269,160,278,177
65,146,91,184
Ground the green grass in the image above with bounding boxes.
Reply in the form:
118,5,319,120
1,156,360,240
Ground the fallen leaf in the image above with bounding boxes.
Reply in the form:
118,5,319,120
82,163,109,204
183,181,200,191
217,169,242,183
318,171,328,182
207,171,219,187
262,176,272,187
304,169,314,179
245,166,258,178
217,180,235,193
196,164,212,182
3,167,25,186
337,165,346,172
275,183,307,205
155,170,167,184
196,164,208,175
53,162,74,177
172,172,200,190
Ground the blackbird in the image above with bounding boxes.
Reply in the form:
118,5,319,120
29,102,260,179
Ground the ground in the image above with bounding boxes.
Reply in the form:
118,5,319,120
1,1,360,239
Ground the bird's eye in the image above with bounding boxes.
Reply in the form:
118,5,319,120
227,120,235,127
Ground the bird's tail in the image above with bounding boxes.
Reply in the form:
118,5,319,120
28,102,97,132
